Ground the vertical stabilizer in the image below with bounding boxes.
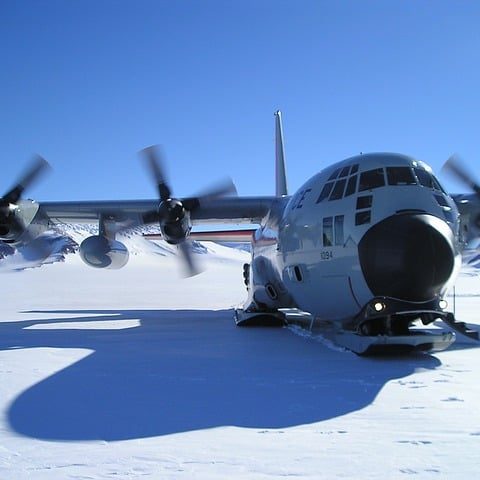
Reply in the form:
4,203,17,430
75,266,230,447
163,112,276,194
274,110,288,197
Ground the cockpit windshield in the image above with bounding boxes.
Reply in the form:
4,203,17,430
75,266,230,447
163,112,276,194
317,163,447,203
359,168,385,191
386,167,417,186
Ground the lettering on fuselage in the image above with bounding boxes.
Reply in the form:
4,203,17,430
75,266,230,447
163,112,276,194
290,189,312,209
320,250,333,260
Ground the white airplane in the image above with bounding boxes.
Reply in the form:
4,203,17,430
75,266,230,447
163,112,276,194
1,112,479,354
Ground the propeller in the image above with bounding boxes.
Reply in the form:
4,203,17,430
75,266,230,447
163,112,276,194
442,154,480,196
0,155,51,259
140,145,237,277
3,155,50,205
441,154,480,239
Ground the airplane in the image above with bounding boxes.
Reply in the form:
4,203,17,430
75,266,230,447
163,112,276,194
1,111,480,355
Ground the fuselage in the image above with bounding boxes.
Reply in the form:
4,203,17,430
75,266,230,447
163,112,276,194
247,153,462,323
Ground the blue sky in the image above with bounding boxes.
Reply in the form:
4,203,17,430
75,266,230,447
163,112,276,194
1,1,479,201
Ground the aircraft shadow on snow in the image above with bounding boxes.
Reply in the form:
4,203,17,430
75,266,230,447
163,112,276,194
0,309,445,441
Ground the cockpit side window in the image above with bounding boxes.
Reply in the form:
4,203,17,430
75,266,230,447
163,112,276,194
359,168,385,191
316,182,334,203
414,168,447,193
328,168,341,181
432,175,447,194
329,178,347,201
319,164,360,201
415,168,434,188
386,167,417,185
345,175,357,197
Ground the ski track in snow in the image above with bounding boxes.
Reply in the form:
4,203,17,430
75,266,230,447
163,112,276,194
0,231,479,479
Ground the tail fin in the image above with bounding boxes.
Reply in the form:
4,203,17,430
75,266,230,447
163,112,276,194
274,110,288,197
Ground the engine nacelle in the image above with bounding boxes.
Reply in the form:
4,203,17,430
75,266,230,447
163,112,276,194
79,235,129,269
0,200,42,244
158,199,192,244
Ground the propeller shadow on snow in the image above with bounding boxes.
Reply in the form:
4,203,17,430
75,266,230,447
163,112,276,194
1,309,442,441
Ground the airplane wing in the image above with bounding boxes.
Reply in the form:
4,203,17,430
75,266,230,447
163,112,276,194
39,196,283,227
1,195,284,276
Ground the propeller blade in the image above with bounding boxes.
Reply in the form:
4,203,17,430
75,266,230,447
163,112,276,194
183,178,238,211
196,177,237,202
442,154,480,196
3,155,51,204
140,145,172,201
178,240,202,277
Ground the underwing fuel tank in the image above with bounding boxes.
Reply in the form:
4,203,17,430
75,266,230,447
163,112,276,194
79,235,129,269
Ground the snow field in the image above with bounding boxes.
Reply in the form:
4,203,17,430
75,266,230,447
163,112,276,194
0,238,479,479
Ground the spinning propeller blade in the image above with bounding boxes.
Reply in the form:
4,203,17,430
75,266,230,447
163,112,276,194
3,155,51,204
140,145,172,201
183,178,238,210
442,154,480,196
178,240,203,277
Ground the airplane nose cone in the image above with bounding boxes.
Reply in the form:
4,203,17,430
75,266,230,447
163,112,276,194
358,214,456,302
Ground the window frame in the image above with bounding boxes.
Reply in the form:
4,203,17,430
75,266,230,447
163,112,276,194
323,217,334,247
334,215,345,246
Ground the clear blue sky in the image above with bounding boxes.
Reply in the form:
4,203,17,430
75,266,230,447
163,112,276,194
1,0,479,201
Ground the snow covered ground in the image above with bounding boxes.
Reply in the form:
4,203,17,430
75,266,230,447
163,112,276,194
0,236,479,479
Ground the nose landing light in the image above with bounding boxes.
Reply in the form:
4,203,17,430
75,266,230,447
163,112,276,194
373,301,386,312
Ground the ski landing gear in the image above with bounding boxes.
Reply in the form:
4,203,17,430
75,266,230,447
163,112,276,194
234,307,459,355
278,309,456,355
329,328,455,355
234,308,286,327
